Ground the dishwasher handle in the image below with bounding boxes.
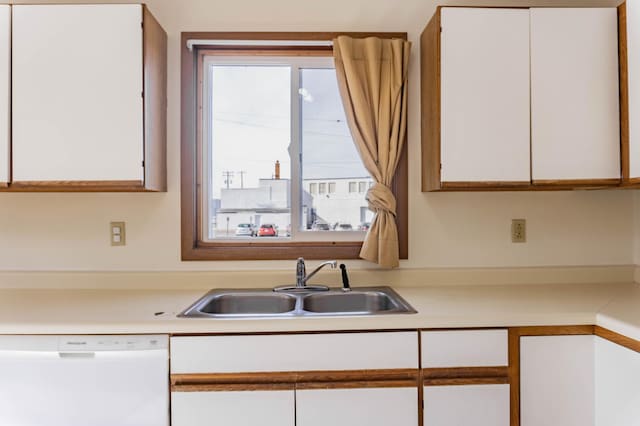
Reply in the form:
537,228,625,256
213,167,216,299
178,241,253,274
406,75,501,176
58,352,96,359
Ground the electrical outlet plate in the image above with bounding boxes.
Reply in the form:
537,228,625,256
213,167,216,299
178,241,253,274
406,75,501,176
110,221,126,246
511,219,526,243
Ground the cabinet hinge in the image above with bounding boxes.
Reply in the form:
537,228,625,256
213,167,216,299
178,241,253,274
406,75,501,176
141,91,145,99
142,160,145,168
141,22,144,29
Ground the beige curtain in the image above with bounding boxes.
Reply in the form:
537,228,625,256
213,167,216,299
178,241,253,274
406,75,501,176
333,36,411,268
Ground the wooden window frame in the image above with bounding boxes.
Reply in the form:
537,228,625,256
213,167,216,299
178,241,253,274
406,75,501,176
181,32,408,261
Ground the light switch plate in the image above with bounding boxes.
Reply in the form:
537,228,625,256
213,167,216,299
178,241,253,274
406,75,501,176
110,221,126,246
511,219,526,243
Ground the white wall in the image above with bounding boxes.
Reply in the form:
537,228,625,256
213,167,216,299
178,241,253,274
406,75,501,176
0,0,633,272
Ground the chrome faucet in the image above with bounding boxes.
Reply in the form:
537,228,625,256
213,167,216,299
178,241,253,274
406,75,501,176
296,258,337,288
274,257,337,292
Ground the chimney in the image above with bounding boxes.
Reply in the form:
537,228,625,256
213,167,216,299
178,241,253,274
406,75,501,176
275,160,280,180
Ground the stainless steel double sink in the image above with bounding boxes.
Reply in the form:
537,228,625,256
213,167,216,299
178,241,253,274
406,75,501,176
179,287,416,318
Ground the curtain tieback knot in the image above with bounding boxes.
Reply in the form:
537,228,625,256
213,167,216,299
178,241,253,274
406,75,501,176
366,183,396,217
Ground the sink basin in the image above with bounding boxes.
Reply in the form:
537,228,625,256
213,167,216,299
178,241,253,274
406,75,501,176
179,287,416,318
199,292,297,315
302,291,406,314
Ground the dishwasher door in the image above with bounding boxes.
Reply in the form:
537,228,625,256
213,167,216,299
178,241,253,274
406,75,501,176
0,335,169,426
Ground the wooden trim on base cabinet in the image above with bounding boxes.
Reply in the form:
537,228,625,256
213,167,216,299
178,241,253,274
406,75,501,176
171,369,419,386
422,366,508,380
423,377,509,386
171,369,419,392
594,325,640,353
508,328,520,426
2,180,152,192
514,325,595,336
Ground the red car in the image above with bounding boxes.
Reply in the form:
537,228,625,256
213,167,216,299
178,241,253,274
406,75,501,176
257,224,278,237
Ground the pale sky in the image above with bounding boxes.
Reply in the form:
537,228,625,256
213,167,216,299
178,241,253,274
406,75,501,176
209,64,368,199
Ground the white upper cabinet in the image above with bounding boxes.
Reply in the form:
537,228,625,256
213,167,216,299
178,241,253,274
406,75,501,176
440,8,531,184
0,6,9,185
12,5,144,183
530,8,620,183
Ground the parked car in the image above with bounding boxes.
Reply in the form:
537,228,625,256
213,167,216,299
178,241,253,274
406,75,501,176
358,222,371,231
311,221,331,231
235,223,256,237
334,223,353,231
257,224,278,237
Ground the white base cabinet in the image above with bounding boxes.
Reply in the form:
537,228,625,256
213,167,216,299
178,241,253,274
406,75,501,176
595,337,640,426
521,335,595,426
423,384,510,426
297,387,417,426
171,390,294,426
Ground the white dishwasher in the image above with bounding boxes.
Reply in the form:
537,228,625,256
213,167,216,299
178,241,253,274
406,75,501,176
0,335,169,426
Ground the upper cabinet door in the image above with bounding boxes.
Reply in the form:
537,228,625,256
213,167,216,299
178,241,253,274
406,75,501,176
12,5,144,183
530,8,620,183
440,8,531,184
0,6,9,185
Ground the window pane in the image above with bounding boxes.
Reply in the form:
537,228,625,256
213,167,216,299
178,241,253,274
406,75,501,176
328,182,336,194
300,68,372,231
309,183,317,194
208,65,291,239
359,182,367,193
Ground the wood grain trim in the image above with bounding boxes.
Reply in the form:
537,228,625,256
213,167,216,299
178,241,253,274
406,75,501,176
172,383,294,392
442,181,530,189
0,182,8,187
619,3,630,181
423,377,509,386
532,179,621,187
296,380,417,390
421,7,441,192
171,369,419,386
422,366,508,380
595,325,640,353
514,325,595,336
185,31,408,43
3,181,147,192
142,5,168,192
181,31,409,261
508,328,520,426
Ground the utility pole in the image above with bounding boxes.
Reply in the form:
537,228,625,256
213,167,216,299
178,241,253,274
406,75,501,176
237,171,246,189
222,171,234,189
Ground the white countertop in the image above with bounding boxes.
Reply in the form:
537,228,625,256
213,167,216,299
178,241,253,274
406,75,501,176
1,282,638,340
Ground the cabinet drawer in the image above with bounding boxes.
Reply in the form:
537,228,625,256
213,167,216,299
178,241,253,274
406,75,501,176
423,384,510,426
421,330,508,367
171,332,418,373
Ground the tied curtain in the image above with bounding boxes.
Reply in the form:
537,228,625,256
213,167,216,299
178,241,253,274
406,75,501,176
333,36,411,268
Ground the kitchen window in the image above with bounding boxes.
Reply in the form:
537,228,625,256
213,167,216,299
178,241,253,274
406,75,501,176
181,32,408,260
